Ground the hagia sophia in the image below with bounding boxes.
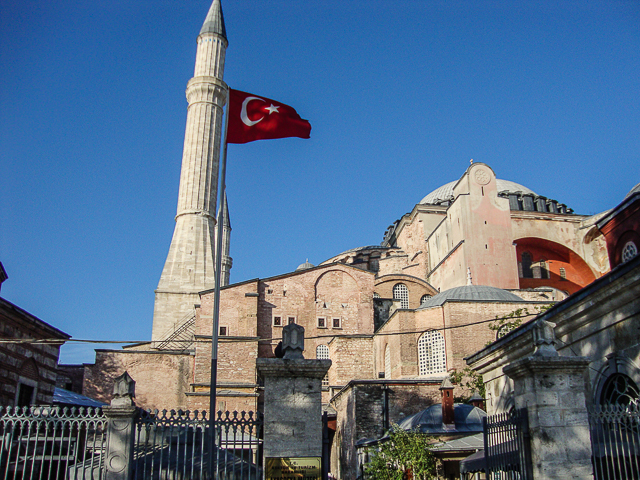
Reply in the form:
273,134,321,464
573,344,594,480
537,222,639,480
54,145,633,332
75,1,636,478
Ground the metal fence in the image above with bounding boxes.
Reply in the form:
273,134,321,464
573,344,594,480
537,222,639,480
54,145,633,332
0,406,262,480
483,408,532,480
589,403,640,480
133,409,263,480
0,405,107,480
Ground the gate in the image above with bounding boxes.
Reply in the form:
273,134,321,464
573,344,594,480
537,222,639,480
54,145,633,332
483,408,532,480
589,403,640,480
133,409,263,480
0,405,107,480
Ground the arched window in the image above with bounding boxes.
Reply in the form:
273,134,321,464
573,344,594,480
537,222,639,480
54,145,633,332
420,294,432,305
521,252,533,278
418,331,446,376
559,267,567,280
600,373,640,406
622,241,638,263
393,283,409,309
539,259,549,279
373,292,380,299
316,345,330,387
384,345,391,379
316,344,329,360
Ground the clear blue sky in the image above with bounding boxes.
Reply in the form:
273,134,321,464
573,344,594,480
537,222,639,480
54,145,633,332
1,0,638,364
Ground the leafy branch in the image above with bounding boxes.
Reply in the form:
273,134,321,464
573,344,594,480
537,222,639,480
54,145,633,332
364,426,436,480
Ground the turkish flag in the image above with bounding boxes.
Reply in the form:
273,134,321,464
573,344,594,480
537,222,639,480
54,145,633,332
226,89,311,144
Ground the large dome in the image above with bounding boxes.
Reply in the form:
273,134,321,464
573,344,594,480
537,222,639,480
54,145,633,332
421,179,537,205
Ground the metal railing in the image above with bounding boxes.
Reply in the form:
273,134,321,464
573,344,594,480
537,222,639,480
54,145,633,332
133,409,263,480
0,406,107,480
483,408,532,480
589,403,640,480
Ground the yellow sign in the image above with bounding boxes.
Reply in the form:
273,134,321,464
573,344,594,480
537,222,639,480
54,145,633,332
265,457,321,480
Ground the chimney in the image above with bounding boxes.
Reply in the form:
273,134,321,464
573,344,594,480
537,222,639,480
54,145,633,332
440,378,455,427
469,390,485,411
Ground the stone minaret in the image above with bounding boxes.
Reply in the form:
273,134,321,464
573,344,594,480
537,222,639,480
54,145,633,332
152,0,228,342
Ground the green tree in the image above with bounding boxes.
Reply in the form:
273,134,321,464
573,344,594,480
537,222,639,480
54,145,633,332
364,426,436,480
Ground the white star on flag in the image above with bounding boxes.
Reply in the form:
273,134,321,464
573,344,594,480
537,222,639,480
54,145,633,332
265,104,280,114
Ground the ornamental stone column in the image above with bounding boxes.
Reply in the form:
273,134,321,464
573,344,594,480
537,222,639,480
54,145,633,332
256,324,331,460
102,372,139,480
502,320,593,480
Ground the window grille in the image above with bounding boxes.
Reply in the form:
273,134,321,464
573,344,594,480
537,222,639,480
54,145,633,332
623,241,638,263
420,294,431,305
418,330,446,375
273,316,282,326
373,292,380,299
317,317,326,328
393,283,409,309
316,345,330,387
332,317,341,328
600,373,640,406
560,267,567,280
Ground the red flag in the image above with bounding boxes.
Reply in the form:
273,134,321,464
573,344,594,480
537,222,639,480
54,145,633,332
226,89,311,144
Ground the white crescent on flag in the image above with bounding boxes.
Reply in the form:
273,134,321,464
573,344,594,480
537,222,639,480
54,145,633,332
240,96,266,126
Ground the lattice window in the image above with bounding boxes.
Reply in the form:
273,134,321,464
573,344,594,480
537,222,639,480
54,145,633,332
560,267,567,280
316,345,330,387
373,292,380,299
600,373,640,406
623,241,638,263
418,331,446,376
420,294,431,305
384,345,391,379
393,283,409,309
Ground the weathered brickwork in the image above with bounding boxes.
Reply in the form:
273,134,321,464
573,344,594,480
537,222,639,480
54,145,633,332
0,298,69,406
84,349,193,410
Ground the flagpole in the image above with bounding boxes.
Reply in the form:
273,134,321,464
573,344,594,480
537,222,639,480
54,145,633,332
209,85,231,475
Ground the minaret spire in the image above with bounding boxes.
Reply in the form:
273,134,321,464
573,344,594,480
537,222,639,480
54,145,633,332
152,0,229,342
200,0,227,39
216,193,233,287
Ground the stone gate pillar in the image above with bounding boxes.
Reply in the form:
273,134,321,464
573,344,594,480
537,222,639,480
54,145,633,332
102,372,139,480
503,320,593,480
256,324,331,460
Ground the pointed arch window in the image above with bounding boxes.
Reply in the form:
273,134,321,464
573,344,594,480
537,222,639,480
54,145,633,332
418,330,446,376
393,283,409,309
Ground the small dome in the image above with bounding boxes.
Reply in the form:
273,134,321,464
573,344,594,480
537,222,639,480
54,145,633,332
419,285,524,308
421,179,537,205
625,183,640,199
397,403,486,434
295,259,315,271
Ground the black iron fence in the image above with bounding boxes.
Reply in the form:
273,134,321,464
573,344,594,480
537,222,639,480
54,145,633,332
0,406,262,480
483,408,532,480
0,405,107,480
589,403,640,480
